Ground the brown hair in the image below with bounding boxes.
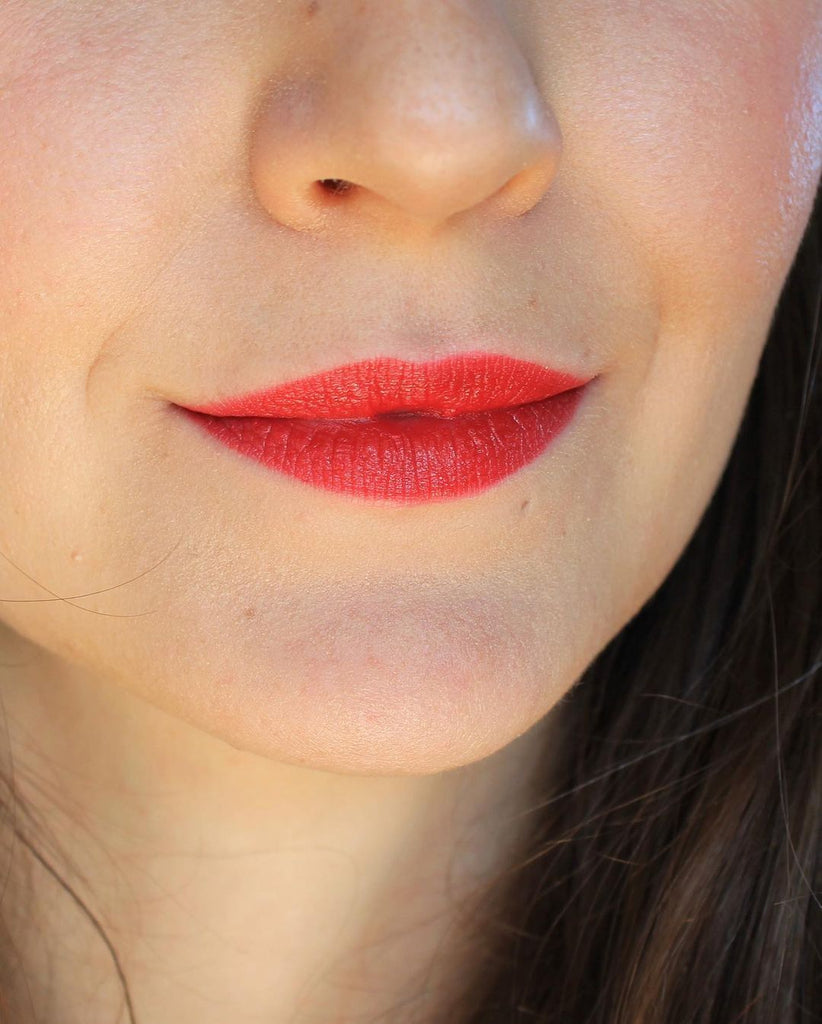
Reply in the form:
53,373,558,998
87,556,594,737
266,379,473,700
0,189,819,1024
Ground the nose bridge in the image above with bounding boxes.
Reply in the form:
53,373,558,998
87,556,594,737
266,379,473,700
250,0,561,233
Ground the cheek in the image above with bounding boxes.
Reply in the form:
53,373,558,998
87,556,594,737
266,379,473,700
552,1,821,320
538,2,821,618
0,5,231,382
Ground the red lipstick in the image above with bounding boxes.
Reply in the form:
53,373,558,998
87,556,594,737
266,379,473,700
179,352,592,503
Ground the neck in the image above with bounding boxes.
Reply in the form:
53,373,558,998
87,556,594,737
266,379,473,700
0,633,555,1024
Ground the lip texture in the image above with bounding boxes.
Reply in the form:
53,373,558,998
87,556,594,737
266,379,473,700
179,352,592,503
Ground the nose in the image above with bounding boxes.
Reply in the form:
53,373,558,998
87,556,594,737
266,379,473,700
250,1,562,236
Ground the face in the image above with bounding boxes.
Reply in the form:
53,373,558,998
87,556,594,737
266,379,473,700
0,0,819,775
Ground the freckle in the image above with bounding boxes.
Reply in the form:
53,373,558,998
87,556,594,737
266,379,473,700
527,293,538,310
243,607,257,620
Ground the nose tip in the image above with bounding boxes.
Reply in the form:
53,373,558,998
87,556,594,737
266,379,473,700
250,6,562,235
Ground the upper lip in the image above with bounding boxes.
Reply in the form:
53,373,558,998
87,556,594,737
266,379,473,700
181,351,593,420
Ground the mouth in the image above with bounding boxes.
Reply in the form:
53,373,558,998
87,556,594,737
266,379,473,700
177,351,594,504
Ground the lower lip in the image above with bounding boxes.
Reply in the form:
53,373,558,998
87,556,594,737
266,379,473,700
180,386,587,504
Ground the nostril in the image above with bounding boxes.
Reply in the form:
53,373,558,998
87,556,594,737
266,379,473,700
317,178,354,195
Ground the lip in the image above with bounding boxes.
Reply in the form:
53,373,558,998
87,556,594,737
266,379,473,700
178,351,594,504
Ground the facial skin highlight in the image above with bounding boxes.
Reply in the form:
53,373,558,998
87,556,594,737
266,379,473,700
0,3,818,1018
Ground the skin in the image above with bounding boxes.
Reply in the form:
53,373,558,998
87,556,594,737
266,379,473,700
0,1,819,1021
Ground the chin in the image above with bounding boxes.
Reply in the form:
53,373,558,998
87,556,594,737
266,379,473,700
125,595,572,777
